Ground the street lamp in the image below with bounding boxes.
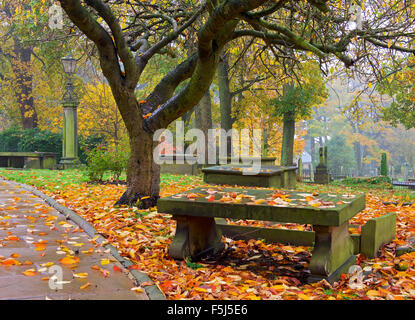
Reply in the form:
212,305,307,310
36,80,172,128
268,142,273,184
59,54,80,169
61,55,77,74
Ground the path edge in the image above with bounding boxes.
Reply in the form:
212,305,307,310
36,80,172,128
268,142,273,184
0,178,166,300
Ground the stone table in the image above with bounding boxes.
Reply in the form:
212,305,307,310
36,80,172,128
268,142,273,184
158,187,366,283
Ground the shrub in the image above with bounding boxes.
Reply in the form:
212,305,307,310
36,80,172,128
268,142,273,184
78,134,106,164
0,127,25,152
106,148,129,180
0,127,106,164
86,145,129,182
380,153,388,176
0,127,62,159
18,129,62,158
86,145,108,181
340,176,392,188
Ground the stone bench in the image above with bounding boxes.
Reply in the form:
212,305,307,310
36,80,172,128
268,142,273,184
158,187,366,283
0,152,58,170
202,165,297,189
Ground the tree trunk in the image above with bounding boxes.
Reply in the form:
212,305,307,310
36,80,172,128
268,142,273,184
11,38,38,129
280,111,295,166
310,135,315,165
353,141,362,177
114,92,160,208
115,127,160,208
262,126,268,157
195,89,213,163
218,53,233,156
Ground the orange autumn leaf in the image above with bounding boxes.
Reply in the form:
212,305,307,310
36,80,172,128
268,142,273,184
22,269,38,276
2,258,20,266
59,256,80,265
366,290,381,297
80,282,91,290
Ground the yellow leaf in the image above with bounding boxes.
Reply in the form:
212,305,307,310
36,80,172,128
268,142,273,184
73,272,88,278
366,290,381,297
297,293,310,300
80,282,91,290
101,259,110,265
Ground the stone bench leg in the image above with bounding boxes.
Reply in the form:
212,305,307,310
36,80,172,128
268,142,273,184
169,215,224,260
309,221,356,283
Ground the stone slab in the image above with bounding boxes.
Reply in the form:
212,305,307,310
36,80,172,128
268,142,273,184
158,187,366,227
360,212,396,259
202,165,297,189
216,221,315,246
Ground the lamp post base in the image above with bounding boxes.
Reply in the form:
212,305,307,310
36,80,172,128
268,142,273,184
59,157,81,169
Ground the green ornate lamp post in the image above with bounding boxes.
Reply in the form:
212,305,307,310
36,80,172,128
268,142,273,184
59,54,80,169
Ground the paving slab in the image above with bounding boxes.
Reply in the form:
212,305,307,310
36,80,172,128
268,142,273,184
0,180,148,300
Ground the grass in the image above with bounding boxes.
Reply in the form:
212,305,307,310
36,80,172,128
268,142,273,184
1,167,414,200
0,168,89,189
0,168,204,192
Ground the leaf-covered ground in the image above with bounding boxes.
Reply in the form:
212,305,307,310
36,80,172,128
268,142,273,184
1,168,414,300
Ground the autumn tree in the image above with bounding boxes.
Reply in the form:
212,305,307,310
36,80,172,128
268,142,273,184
271,61,328,166
57,0,415,207
378,56,415,130
0,2,38,129
0,0,68,130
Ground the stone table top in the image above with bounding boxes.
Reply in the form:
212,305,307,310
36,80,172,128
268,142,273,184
158,187,365,226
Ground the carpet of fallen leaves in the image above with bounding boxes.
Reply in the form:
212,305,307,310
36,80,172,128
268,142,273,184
1,171,415,300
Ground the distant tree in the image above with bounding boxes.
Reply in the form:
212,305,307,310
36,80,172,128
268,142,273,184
380,152,388,176
326,135,356,176
271,62,327,166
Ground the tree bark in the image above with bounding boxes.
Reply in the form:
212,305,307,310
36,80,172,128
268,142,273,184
113,91,160,208
262,126,268,157
11,38,38,129
280,111,295,166
195,89,213,163
218,53,233,156
353,142,362,177
310,135,315,165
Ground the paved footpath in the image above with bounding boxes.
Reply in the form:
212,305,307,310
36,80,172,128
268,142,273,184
0,180,148,300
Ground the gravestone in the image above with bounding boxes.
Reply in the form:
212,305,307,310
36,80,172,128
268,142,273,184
314,146,330,184
202,164,297,189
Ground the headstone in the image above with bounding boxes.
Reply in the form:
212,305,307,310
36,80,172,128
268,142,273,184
314,147,330,184
202,164,297,189
297,158,303,182
360,212,396,259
